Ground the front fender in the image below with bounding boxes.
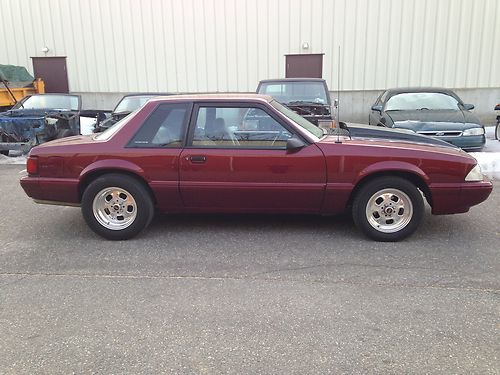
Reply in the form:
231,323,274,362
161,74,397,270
355,161,429,185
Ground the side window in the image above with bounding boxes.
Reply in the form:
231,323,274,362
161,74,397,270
191,106,292,148
128,103,188,148
379,91,389,105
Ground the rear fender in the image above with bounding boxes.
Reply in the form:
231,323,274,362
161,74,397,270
79,159,146,183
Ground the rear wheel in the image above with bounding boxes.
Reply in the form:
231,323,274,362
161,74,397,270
81,174,154,240
352,176,424,241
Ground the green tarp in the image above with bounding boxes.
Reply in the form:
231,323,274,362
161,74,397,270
0,64,34,83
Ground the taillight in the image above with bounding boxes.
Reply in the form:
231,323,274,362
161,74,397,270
27,156,39,175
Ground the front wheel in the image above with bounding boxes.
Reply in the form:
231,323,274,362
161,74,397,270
352,177,424,241
81,174,154,240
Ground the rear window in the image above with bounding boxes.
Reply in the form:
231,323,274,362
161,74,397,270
127,103,189,148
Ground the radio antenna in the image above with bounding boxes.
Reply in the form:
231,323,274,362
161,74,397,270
335,45,342,143
337,45,341,125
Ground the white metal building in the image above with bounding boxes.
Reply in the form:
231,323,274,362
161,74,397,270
1,0,499,122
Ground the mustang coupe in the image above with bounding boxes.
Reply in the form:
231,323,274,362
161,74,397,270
369,87,485,150
20,94,492,241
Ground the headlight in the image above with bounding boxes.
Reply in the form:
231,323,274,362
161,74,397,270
462,127,484,136
465,164,484,181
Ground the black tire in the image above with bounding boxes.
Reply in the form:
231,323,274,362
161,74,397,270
352,176,424,242
57,129,74,139
0,150,8,156
81,174,154,240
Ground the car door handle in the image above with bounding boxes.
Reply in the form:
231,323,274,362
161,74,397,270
187,155,207,163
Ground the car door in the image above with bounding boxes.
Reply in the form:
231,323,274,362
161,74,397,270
179,102,326,213
125,102,191,212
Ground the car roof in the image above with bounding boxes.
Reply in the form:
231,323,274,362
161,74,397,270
121,93,172,98
147,93,274,104
385,87,456,95
258,78,327,83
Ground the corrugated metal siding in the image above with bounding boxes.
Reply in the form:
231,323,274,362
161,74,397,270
1,0,499,93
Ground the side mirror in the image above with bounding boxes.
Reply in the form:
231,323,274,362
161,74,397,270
371,104,383,112
286,135,306,152
494,104,500,111
463,103,474,111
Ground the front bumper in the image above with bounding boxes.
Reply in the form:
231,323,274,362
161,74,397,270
430,179,493,215
419,134,485,151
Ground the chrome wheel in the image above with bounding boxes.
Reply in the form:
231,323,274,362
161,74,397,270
365,188,413,233
92,187,137,230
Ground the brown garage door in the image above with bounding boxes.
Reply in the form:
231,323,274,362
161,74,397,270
285,54,324,78
31,57,69,93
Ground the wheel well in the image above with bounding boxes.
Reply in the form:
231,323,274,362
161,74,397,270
78,169,157,205
346,171,432,209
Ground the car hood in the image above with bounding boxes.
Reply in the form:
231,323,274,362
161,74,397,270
318,134,470,159
344,123,456,148
386,110,481,131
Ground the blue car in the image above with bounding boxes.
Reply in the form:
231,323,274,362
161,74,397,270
0,94,81,155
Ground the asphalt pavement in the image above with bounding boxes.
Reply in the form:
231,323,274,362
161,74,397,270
0,164,498,374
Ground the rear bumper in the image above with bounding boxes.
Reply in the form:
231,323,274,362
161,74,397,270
430,179,493,215
20,176,80,205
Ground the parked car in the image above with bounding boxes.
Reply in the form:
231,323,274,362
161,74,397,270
369,87,485,151
0,93,81,155
94,93,171,132
258,79,455,149
495,103,500,140
20,94,492,241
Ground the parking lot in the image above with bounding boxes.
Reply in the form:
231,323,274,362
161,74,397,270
0,164,498,373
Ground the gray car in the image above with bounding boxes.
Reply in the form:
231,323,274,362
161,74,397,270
369,87,485,151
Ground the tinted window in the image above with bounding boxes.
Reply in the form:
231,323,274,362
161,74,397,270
128,103,188,148
192,106,292,148
114,95,157,113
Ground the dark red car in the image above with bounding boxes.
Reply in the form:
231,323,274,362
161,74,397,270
20,94,492,241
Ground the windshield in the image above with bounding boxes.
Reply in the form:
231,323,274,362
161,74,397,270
270,100,324,139
259,82,329,105
114,95,157,113
385,92,460,111
94,110,137,140
15,95,80,111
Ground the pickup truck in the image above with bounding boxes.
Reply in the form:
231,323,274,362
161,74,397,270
257,78,333,126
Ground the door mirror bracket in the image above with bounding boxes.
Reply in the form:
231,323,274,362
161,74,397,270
286,135,306,152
